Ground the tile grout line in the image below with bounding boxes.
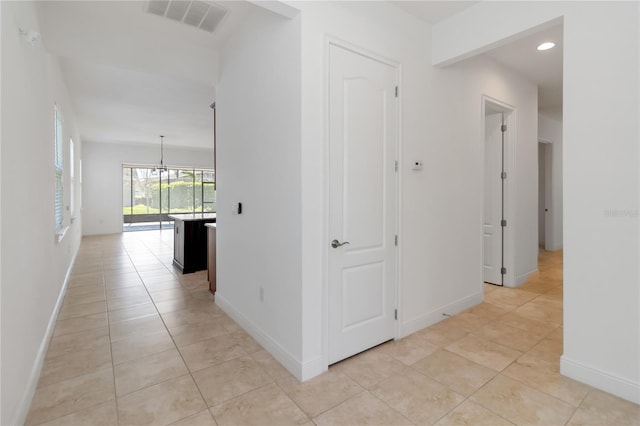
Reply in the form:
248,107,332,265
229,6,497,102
30,241,580,425
563,389,591,425
128,230,216,424
102,241,123,426
106,235,174,421
29,241,111,426
271,371,334,423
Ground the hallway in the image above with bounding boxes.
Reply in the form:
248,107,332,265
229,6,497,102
25,232,639,425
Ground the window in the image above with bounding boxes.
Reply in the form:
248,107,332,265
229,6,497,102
54,106,64,231
122,165,215,231
69,137,75,217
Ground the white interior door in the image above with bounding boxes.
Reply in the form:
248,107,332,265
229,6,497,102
483,113,503,285
538,143,547,247
538,141,553,250
328,44,397,364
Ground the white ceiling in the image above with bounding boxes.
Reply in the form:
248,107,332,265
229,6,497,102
58,58,218,147
393,1,480,24
394,1,563,119
37,0,257,149
485,24,563,119
37,1,563,150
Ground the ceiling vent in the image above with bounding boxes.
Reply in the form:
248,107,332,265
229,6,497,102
146,1,228,33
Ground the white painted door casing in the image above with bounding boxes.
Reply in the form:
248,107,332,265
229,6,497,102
483,112,503,285
328,44,398,364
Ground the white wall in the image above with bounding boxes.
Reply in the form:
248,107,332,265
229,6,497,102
82,141,213,235
538,114,563,250
1,2,83,423
296,1,538,377
214,7,304,375
433,1,639,404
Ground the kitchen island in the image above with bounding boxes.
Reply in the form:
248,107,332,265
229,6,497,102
205,223,216,293
169,213,216,274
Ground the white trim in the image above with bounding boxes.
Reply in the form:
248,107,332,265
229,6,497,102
398,292,483,338
326,36,401,69
83,139,214,153
300,355,326,382
561,355,640,405
320,32,331,375
247,1,300,19
121,163,215,171
394,64,403,341
11,249,78,426
55,224,70,243
545,242,563,251
323,36,401,369
481,95,516,287
214,294,322,381
513,267,538,287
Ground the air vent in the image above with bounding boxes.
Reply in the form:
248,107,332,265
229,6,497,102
146,0,228,33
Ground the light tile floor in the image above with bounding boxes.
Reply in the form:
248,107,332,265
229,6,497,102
26,233,640,425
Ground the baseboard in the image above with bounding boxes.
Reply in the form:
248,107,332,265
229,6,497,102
215,294,316,382
508,267,537,287
545,242,563,251
561,355,640,404
300,354,326,381
12,249,78,426
398,291,483,338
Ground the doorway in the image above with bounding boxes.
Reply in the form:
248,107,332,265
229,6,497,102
538,140,552,249
327,43,398,364
483,98,514,286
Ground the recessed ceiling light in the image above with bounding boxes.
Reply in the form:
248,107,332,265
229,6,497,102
537,42,556,51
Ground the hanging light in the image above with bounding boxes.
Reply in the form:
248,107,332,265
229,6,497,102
153,135,168,173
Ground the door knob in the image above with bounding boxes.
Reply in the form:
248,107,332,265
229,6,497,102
331,239,350,248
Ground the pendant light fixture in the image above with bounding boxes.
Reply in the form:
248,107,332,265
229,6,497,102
153,135,168,173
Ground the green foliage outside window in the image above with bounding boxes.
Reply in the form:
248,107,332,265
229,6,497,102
122,167,215,217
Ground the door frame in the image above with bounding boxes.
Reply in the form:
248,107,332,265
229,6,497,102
322,37,401,368
481,95,517,287
538,139,553,250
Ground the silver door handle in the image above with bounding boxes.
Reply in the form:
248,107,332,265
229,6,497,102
331,239,350,248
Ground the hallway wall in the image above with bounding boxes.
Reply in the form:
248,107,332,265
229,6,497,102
1,2,83,424
297,1,538,375
214,6,304,376
432,0,639,404
215,1,539,381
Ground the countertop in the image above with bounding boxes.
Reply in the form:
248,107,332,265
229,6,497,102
168,213,216,221
205,223,217,229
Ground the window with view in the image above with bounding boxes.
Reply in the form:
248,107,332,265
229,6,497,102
122,165,215,231
69,137,75,217
54,106,64,232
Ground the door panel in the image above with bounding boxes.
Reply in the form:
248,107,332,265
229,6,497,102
328,44,397,364
342,262,384,329
483,113,503,285
343,79,385,251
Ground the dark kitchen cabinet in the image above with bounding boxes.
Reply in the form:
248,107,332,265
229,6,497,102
170,213,216,274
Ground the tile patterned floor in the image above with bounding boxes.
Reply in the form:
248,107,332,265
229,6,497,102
25,233,640,425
